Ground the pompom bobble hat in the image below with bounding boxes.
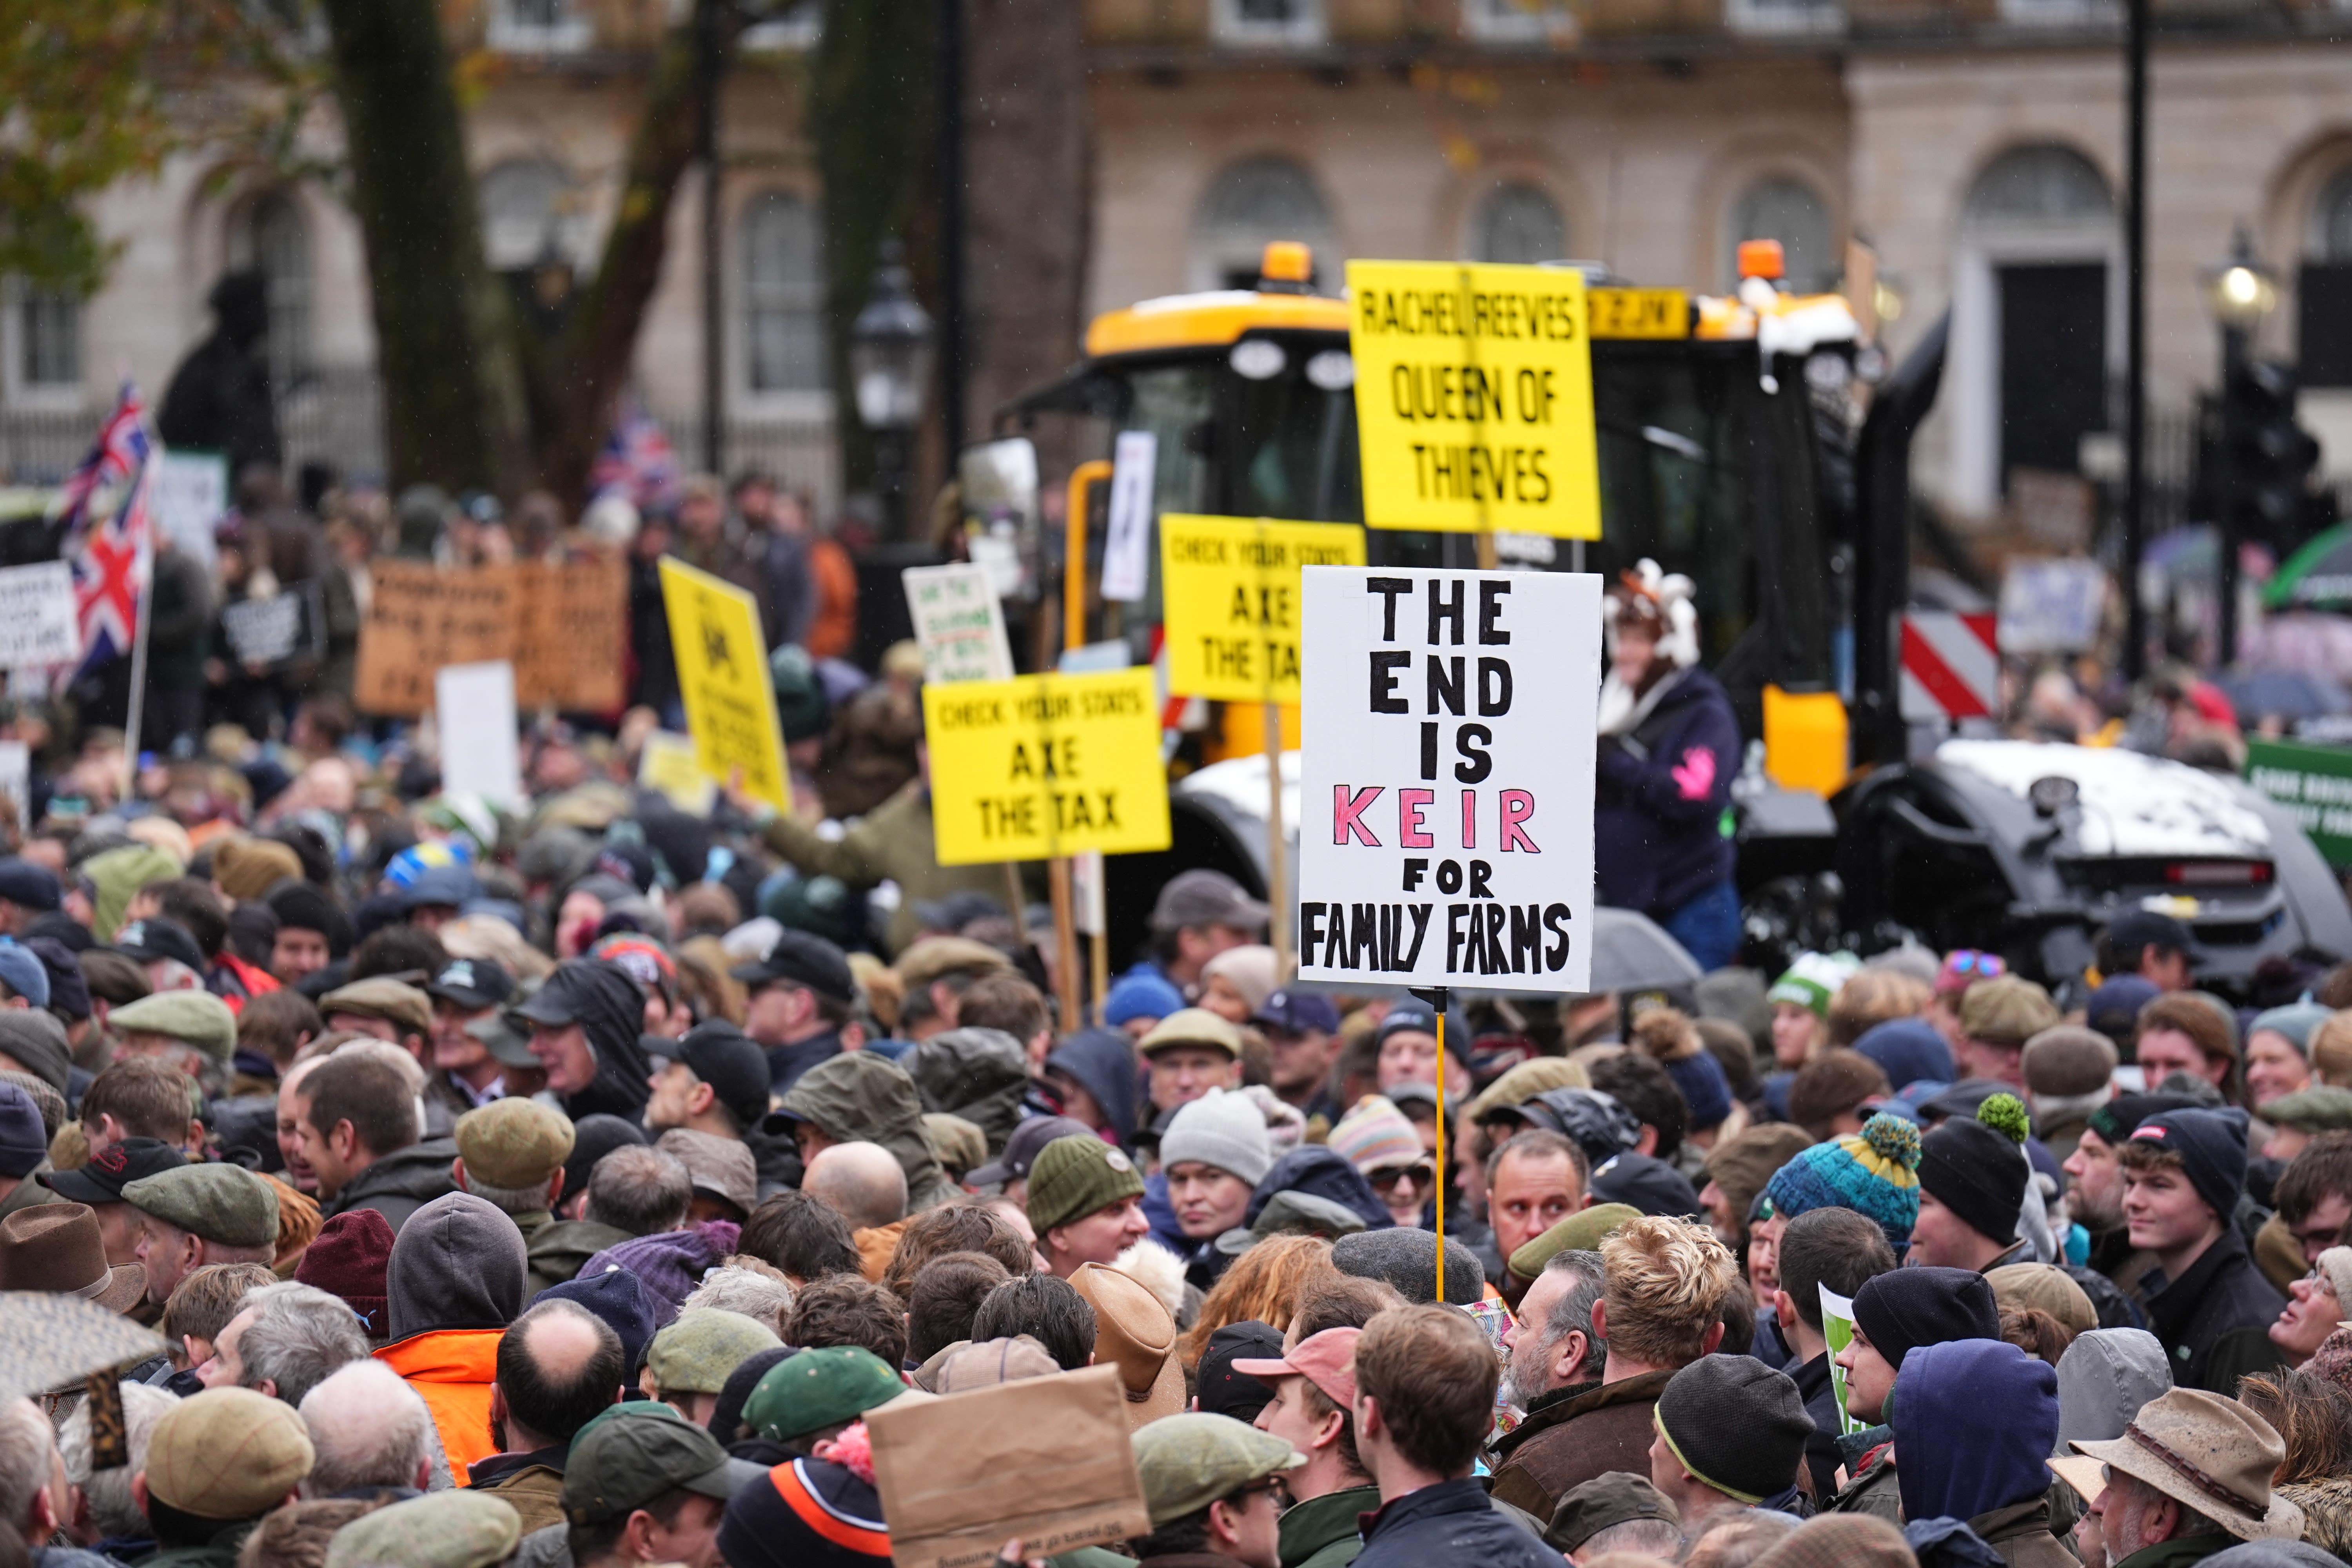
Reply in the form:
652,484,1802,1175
1763,1111,1923,1254
1767,951,1861,1018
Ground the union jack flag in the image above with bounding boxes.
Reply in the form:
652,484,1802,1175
59,386,156,677
588,394,680,512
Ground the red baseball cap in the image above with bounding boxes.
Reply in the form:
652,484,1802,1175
1232,1327,1362,1412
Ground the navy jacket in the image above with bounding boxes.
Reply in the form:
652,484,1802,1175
1351,1479,1556,1568
2141,1227,2287,1393
1595,666,1742,918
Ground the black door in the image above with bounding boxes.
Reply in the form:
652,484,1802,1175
1998,262,2108,489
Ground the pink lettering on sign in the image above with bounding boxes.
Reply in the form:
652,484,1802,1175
1333,786,1384,846
1461,789,1477,850
1500,789,1540,853
1398,789,1434,849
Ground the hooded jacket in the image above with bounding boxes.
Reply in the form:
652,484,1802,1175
377,1192,527,1477
551,959,657,1123
1045,1030,1140,1149
1594,664,1741,919
777,1052,958,1211
1242,1147,1392,1234
2054,1328,2172,1453
322,1138,460,1236
1895,1339,2067,1565
908,1028,1030,1154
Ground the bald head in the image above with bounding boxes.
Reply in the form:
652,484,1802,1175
298,1360,434,1497
804,1141,909,1231
495,1298,622,1452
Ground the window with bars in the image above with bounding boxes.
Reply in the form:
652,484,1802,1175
227,191,311,394
16,289,80,390
742,192,828,395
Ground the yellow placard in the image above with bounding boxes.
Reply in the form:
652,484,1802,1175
1590,287,1690,340
1346,259,1602,540
924,668,1172,866
1160,514,1367,704
659,558,789,813
637,730,717,815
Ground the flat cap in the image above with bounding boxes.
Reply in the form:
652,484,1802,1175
1131,1412,1303,1527
1508,1202,1642,1283
121,1163,278,1248
2258,1085,2352,1132
454,1098,575,1192
1138,1007,1243,1061
145,1387,313,1520
0,858,61,912
742,1346,907,1443
2022,1026,2118,1098
647,1307,784,1396
319,977,434,1040
107,989,237,1061
323,1490,521,1568
655,1128,758,1215
1547,1472,1679,1553
1959,976,2061,1049
891,935,1011,991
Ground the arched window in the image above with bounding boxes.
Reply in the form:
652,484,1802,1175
1191,157,1336,292
1727,177,1834,293
741,192,827,395
227,190,311,392
2302,168,2352,387
1964,145,2112,230
478,159,587,272
2308,168,2352,263
1470,183,1566,266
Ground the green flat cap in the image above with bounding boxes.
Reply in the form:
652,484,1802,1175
1026,1134,1145,1238
454,1098,575,1191
742,1346,906,1443
1132,1412,1304,1526
1509,1202,1642,1283
647,1308,783,1396
323,1490,521,1568
568,1397,684,1455
564,1408,742,1527
2258,1085,2352,1133
121,1163,278,1249
107,991,237,1062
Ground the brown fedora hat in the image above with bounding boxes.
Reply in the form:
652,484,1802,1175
2072,1388,2304,1542
1069,1262,1184,1430
0,1202,145,1314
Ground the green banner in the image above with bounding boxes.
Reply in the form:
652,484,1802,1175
2246,737,2352,867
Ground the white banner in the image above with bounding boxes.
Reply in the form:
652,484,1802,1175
436,661,524,809
0,562,81,670
1296,566,1601,992
1100,430,1158,604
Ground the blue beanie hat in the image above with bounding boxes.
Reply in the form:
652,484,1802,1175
1663,1049,1733,1131
1105,971,1183,1028
1853,1018,1955,1094
2127,1107,2250,1223
1763,1112,1924,1254
536,1264,659,1378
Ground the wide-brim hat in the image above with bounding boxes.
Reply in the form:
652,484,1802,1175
0,1203,146,1314
1069,1262,1185,1430
2072,1389,2303,1542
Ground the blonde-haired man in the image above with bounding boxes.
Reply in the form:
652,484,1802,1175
1490,1215,1738,1518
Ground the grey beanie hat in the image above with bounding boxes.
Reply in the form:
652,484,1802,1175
1158,1089,1273,1187
1330,1226,1486,1306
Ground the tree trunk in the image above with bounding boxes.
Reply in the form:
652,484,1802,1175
810,0,935,496
319,0,531,497
961,0,1090,472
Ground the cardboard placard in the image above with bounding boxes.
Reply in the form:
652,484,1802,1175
353,558,625,717
1347,260,1602,539
660,557,791,814
867,1364,1151,1568
922,668,1171,866
1159,514,1367,704
1296,566,1601,991
903,562,1016,684
436,661,525,810
0,561,82,669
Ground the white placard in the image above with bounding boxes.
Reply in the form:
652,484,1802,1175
1297,566,1601,992
0,742,27,832
1998,558,2107,655
435,661,524,810
1101,430,1158,603
148,450,227,578
0,562,82,670
903,562,1015,684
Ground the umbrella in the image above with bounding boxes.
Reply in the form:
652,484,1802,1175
2220,670,2352,722
2266,522,2352,612
1590,906,1704,993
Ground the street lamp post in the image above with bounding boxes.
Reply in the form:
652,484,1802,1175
2205,227,2279,667
850,240,936,539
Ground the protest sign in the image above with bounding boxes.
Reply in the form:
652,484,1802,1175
2248,737,2352,867
1101,430,1158,603
903,562,1015,683
1998,557,2107,655
221,583,325,669
867,1364,1151,1568
1818,1283,1863,1436
1346,260,1602,539
1296,566,1601,991
923,667,1170,866
435,662,524,809
0,742,27,832
148,450,227,577
1159,514,1366,704
0,562,81,669
637,731,716,815
661,558,790,814
353,558,625,716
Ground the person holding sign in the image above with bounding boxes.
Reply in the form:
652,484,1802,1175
1595,563,1744,972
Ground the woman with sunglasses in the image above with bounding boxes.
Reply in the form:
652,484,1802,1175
1329,1096,1437,1229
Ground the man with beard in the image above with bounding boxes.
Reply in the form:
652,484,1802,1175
2064,1091,2204,1297
1499,1249,1608,1413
